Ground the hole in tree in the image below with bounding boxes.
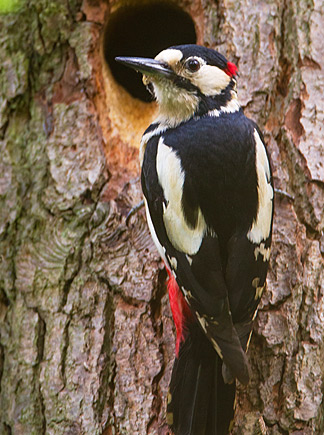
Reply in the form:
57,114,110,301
104,2,196,102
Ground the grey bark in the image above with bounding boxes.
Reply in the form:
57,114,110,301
0,0,323,434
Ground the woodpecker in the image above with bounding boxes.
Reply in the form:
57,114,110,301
116,45,273,435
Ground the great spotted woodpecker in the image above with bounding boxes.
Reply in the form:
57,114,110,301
116,45,273,435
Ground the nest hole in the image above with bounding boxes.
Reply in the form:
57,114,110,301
104,2,197,102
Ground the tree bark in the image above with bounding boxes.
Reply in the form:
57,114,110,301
0,0,323,434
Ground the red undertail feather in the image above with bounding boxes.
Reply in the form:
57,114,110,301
166,269,194,356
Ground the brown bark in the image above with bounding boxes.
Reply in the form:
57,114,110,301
0,0,323,434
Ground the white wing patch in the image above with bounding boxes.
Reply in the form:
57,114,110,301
254,242,271,262
247,130,273,244
156,138,207,255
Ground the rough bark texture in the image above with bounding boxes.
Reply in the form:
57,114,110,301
0,0,323,434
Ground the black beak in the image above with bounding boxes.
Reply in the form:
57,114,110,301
115,56,175,79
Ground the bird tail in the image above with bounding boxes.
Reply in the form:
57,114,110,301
167,322,236,435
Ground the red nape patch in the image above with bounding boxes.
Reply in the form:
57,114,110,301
166,269,194,356
225,61,238,77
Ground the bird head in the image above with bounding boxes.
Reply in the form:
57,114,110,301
116,44,239,126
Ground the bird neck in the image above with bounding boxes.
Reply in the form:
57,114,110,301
139,87,240,166
155,80,240,128
195,80,240,118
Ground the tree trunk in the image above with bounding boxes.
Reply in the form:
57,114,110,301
0,0,323,434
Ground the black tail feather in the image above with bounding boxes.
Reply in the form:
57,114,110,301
167,323,236,435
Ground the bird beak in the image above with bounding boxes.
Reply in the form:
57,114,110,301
115,56,176,79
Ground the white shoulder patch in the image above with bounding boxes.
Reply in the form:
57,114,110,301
247,130,273,244
156,138,206,255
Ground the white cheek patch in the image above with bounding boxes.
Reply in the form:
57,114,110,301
156,138,206,255
247,130,274,244
191,64,231,96
155,48,183,66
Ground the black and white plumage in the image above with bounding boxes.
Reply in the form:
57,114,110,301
116,44,273,435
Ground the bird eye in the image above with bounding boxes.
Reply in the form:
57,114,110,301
185,58,200,72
